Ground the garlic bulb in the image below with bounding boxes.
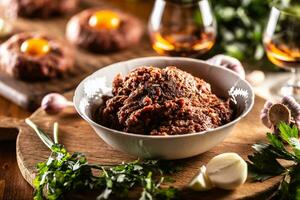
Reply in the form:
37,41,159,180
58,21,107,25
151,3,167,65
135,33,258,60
260,96,300,130
41,93,73,115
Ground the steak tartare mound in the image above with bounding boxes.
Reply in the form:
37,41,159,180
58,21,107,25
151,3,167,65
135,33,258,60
95,66,233,135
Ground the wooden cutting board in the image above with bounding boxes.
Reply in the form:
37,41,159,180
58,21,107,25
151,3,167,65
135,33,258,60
0,94,281,200
0,0,154,111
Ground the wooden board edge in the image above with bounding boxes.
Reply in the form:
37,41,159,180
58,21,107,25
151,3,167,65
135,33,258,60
16,132,35,188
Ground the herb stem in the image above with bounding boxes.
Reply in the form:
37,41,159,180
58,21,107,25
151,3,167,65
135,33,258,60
53,122,59,144
25,118,54,150
88,163,123,169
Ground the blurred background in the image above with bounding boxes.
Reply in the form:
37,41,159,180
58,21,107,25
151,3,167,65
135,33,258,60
0,0,300,102
111,0,288,70
111,0,300,101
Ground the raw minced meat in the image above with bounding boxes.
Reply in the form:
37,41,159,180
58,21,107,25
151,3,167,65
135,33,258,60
95,66,233,135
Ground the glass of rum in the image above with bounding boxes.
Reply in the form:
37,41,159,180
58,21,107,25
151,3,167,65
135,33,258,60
264,4,300,100
148,0,216,57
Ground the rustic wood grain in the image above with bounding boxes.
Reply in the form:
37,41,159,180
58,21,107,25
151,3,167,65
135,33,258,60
0,180,4,200
0,141,33,200
0,96,32,200
0,0,155,111
0,94,278,200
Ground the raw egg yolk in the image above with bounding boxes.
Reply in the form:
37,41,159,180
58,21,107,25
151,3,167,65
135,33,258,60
20,38,50,56
89,10,120,30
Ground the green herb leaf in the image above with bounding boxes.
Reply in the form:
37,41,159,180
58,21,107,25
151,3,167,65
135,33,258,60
26,121,180,200
248,122,300,199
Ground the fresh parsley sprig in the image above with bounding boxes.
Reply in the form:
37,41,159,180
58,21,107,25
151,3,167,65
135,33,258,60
25,119,179,200
248,122,300,200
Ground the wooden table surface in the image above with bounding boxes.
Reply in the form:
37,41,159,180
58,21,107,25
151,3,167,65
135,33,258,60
0,1,153,199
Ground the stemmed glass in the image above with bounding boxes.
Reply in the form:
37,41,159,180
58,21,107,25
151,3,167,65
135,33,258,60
148,0,216,57
263,3,300,101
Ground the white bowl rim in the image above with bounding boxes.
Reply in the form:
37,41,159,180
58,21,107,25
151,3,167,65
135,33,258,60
74,56,255,139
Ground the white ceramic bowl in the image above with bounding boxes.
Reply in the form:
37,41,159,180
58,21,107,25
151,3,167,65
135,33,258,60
74,57,254,160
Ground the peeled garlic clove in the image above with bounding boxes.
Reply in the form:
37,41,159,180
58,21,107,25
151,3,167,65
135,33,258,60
206,55,245,79
189,153,247,192
188,165,213,191
206,153,247,190
268,103,291,126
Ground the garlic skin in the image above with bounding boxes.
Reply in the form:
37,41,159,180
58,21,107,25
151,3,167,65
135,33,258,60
189,153,247,191
41,93,73,115
206,55,245,79
281,96,300,129
260,101,273,129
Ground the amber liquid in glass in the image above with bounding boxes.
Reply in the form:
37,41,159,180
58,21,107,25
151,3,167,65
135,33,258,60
264,38,300,69
151,31,215,57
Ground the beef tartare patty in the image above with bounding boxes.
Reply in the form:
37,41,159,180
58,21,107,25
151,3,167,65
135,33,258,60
4,0,78,18
66,8,143,53
0,32,74,81
96,66,233,135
